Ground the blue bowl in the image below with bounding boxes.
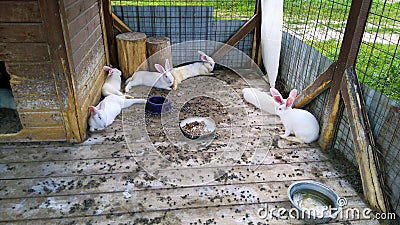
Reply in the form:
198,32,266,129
145,96,172,114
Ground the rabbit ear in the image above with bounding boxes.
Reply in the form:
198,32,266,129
99,101,106,110
89,106,97,115
103,66,112,72
154,64,166,74
289,89,298,98
286,97,294,108
273,95,284,105
270,87,281,96
198,51,209,62
165,59,171,71
201,55,208,62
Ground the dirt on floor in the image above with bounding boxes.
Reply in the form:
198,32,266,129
0,108,22,134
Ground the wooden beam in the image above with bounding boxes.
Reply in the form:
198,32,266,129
112,12,133,33
251,0,262,66
341,68,388,212
99,0,118,66
212,13,260,63
38,0,83,142
319,0,372,150
294,62,336,108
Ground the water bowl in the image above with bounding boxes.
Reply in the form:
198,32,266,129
287,181,342,224
145,96,172,114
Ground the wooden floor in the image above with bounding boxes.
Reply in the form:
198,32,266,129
0,69,379,224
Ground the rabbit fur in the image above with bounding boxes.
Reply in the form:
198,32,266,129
125,59,174,92
170,51,215,90
242,88,278,115
88,94,146,132
102,66,124,97
270,87,319,143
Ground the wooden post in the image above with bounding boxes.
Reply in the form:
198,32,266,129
116,32,147,79
99,0,118,66
146,36,172,72
291,0,389,212
341,68,388,212
211,13,260,63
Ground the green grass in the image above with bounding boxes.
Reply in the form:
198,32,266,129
112,0,399,101
307,40,400,101
112,0,256,20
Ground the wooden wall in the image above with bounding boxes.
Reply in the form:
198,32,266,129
0,0,107,142
63,0,107,138
0,0,67,141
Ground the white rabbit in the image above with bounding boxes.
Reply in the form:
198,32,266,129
102,66,124,97
170,51,215,90
88,94,146,132
125,59,174,92
242,88,278,115
270,87,319,143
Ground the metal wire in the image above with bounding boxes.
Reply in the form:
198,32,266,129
283,0,400,215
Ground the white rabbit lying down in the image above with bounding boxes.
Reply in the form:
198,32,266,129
242,88,277,115
270,88,320,144
125,59,174,92
170,51,215,90
88,94,146,132
102,66,124,97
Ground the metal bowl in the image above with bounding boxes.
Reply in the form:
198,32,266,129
287,181,342,224
145,96,172,114
179,117,216,139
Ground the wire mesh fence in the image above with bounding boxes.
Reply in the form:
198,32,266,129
110,0,400,216
111,0,256,67
281,0,400,216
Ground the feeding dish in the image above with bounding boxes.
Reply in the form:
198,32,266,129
180,117,216,139
287,180,342,224
145,96,172,114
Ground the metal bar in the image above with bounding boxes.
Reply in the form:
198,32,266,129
341,67,389,212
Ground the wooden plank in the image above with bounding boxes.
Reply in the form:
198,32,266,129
0,1,41,23
5,62,53,80
38,0,81,142
341,68,388,212
0,127,66,143
0,23,45,43
74,36,105,94
18,111,65,128
0,43,49,62
100,0,118,66
294,62,336,108
212,13,260,63
3,199,378,225
64,0,97,23
319,0,372,151
66,3,100,41
10,77,57,96
71,25,103,67
13,96,60,111
69,13,101,52
112,12,133,33
0,194,373,223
